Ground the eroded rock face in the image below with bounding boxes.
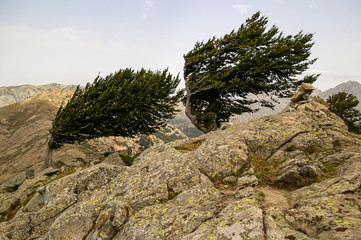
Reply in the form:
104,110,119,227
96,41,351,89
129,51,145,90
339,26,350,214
1,93,361,239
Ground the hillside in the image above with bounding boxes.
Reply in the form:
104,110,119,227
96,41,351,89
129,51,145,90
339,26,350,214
0,83,78,108
0,91,74,184
0,91,186,185
1,86,361,239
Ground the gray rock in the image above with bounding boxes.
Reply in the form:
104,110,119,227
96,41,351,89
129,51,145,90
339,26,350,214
0,168,34,192
37,186,49,205
222,176,238,184
276,169,301,184
40,167,60,177
236,175,258,188
103,153,126,166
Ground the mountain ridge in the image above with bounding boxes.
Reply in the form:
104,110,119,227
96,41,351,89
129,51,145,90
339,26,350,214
0,83,78,108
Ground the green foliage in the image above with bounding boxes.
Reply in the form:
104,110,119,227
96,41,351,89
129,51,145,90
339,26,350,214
327,92,361,134
119,153,141,166
183,11,318,133
49,68,184,149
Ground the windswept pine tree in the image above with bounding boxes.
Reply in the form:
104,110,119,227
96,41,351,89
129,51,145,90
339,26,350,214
327,92,361,134
183,11,319,133
45,68,183,167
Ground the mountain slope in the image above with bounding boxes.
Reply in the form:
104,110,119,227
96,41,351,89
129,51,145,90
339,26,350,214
0,91,187,185
0,83,78,108
0,91,74,184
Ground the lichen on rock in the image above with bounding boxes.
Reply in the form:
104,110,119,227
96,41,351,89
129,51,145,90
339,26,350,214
1,85,361,239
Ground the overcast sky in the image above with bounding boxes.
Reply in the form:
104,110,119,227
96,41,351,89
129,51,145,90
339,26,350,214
0,0,360,90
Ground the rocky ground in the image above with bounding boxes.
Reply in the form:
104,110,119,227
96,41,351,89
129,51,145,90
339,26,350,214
0,95,360,239
0,91,186,185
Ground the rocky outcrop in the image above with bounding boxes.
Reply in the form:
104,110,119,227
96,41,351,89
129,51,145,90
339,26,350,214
0,92,186,185
1,90,360,239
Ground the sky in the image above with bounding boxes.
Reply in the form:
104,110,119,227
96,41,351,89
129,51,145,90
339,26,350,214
0,0,360,91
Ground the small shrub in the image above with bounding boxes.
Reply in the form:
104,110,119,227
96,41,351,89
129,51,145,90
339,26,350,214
119,153,141,166
103,151,114,158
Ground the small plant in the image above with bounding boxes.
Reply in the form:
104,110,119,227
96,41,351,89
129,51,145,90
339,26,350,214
119,153,141,166
322,163,339,178
272,159,287,168
103,151,113,158
251,155,279,187
44,167,77,185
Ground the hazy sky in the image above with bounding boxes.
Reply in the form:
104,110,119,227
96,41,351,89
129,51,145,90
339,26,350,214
0,0,360,90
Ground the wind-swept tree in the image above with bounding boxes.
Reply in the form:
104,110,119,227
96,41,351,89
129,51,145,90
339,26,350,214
184,11,319,133
327,92,361,134
45,68,183,167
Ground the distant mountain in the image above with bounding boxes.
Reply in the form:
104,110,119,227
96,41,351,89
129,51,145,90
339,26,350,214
234,80,361,122
317,81,361,110
0,83,78,108
168,103,204,138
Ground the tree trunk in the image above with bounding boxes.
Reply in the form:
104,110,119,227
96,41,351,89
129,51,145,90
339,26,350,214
44,136,54,168
184,79,218,133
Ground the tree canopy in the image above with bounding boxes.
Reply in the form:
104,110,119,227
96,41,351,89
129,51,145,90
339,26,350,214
48,68,183,150
183,11,319,133
327,92,361,134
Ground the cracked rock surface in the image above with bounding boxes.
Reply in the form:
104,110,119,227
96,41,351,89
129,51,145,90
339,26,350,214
1,97,361,239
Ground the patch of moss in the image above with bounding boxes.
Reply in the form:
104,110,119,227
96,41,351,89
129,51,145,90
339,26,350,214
21,192,36,208
174,139,205,152
119,153,141,166
322,163,339,178
272,159,287,168
251,155,280,187
45,167,77,185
